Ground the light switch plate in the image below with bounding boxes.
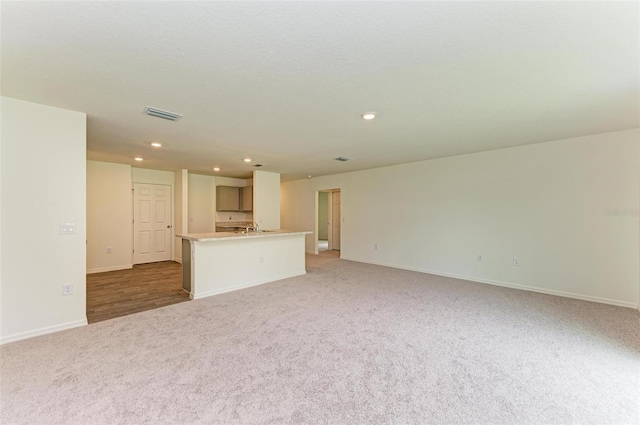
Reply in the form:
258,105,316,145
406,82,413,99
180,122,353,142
59,223,76,234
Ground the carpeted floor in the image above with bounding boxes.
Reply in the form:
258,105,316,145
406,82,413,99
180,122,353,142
1,254,639,424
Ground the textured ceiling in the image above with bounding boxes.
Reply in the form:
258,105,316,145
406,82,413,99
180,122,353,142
2,2,638,180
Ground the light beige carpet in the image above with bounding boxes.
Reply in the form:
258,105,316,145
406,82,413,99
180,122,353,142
1,254,639,424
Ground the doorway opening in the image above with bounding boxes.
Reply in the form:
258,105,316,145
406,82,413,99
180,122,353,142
318,191,329,252
316,189,341,256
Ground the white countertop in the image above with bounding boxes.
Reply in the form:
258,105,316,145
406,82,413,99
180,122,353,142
178,229,311,242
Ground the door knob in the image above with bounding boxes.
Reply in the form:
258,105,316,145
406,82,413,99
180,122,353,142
167,225,171,228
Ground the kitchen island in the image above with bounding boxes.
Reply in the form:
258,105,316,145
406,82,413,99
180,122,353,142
179,230,311,300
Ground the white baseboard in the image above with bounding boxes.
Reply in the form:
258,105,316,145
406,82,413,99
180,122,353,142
1,318,88,345
340,256,638,310
173,257,182,264
87,264,132,274
192,270,307,300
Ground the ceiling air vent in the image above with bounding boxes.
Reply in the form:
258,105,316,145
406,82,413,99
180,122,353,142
334,156,350,162
144,106,182,121
254,164,264,168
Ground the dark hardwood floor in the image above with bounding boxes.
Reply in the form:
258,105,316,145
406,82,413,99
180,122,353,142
87,261,190,324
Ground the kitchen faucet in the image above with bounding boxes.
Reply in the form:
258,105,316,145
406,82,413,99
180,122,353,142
245,222,260,233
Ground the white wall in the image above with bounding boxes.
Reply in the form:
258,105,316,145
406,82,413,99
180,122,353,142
281,128,640,308
132,167,175,185
281,178,313,236
188,173,215,233
1,97,87,344
0,96,3,336
174,170,188,262
87,161,132,273
254,170,281,230
86,164,176,268
216,176,248,187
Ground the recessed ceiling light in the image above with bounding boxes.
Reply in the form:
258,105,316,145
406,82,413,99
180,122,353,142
213,167,220,171
307,175,312,179
151,142,162,147
134,157,144,161
244,158,252,163
361,112,376,120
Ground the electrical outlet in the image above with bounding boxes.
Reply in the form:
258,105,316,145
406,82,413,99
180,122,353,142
477,254,482,262
59,223,76,235
374,243,378,250
62,284,73,296
106,247,112,254
513,258,520,266
260,256,264,263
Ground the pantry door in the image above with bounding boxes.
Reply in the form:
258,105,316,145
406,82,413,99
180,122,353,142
133,183,172,264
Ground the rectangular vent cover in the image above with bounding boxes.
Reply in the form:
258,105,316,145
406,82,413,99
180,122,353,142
144,106,182,121
334,156,350,162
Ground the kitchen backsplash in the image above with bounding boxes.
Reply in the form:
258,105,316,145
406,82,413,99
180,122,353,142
215,220,252,228
215,212,253,222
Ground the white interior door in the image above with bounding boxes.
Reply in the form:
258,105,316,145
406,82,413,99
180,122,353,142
332,191,341,250
133,183,172,264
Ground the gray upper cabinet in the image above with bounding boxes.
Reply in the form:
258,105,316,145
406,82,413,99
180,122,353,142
216,186,240,211
216,186,253,212
241,186,253,212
